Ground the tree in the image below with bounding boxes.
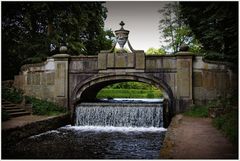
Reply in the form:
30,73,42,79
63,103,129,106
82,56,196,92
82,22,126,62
2,2,113,80
180,2,238,63
158,2,202,53
146,47,166,55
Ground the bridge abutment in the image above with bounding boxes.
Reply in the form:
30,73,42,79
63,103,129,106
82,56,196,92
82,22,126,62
52,54,70,109
175,52,193,113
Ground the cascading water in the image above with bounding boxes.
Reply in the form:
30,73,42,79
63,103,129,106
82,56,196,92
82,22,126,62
75,102,163,127
5,99,167,159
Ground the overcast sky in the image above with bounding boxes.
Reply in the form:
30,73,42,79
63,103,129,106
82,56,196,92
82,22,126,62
104,1,170,52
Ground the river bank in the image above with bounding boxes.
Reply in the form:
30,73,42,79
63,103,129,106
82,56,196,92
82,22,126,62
2,113,70,158
160,114,238,159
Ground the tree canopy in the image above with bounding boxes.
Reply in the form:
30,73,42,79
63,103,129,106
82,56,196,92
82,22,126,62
158,2,202,54
2,2,113,80
180,2,238,63
146,47,166,55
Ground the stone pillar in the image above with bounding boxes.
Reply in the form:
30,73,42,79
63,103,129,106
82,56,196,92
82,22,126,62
98,52,107,70
52,54,70,108
135,50,145,70
175,51,193,113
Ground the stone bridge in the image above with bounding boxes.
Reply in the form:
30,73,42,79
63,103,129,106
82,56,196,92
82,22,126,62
14,51,236,118
13,22,237,119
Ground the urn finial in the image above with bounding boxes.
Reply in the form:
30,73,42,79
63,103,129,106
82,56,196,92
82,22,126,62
114,21,129,51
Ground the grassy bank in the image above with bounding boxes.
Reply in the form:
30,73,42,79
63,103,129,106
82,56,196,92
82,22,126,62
97,89,163,98
26,97,67,116
184,98,238,146
2,86,66,116
184,105,209,117
212,110,238,145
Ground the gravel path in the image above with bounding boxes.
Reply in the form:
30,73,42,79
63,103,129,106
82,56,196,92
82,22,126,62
160,115,238,159
2,115,55,130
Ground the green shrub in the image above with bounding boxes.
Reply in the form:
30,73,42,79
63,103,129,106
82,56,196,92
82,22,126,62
2,86,23,103
97,89,163,98
184,105,209,117
26,97,66,116
213,110,238,145
146,92,154,98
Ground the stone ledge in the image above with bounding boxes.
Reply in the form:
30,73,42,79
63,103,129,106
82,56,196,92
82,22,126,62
2,114,71,149
159,114,183,159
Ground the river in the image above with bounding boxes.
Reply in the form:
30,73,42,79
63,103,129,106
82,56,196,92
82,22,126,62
5,98,167,159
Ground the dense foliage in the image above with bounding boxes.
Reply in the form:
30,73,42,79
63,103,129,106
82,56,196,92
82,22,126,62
105,82,158,90
2,2,113,80
97,89,163,99
97,82,163,98
2,86,23,104
213,110,238,145
180,2,238,64
159,2,202,53
146,47,166,55
26,96,67,116
2,85,67,116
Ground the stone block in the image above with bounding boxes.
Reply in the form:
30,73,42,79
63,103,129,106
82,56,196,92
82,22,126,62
27,74,31,85
35,73,40,85
47,73,55,85
98,53,107,70
107,53,115,68
177,62,190,97
146,59,156,69
135,52,145,69
193,72,202,87
32,73,36,85
70,61,83,71
202,71,215,90
41,73,47,85
163,58,173,68
55,63,66,97
115,53,127,68
127,53,134,68
156,59,163,68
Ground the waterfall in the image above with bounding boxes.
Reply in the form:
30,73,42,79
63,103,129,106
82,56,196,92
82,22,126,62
75,102,163,127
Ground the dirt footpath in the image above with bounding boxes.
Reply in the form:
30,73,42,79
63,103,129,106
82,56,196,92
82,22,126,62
160,115,238,159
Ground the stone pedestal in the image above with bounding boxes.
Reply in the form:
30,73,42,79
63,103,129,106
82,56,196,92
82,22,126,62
52,54,70,108
175,52,193,112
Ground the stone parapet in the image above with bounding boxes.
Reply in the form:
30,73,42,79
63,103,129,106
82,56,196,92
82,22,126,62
98,51,145,71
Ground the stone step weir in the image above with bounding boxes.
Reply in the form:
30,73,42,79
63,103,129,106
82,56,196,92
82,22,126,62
2,100,31,118
75,102,163,127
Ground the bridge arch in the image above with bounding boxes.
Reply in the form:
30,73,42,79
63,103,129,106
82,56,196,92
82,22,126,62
71,74,175,116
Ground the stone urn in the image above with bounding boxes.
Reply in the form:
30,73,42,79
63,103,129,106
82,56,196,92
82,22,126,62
59,46,68,53
179,44,189,51
114,21,129,51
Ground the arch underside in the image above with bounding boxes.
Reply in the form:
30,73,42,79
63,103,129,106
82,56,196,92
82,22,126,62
71,73,174,105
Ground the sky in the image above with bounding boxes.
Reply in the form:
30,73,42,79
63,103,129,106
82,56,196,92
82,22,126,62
104,1,170,52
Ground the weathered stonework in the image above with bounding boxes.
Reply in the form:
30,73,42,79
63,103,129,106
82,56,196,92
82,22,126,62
13,52,237,118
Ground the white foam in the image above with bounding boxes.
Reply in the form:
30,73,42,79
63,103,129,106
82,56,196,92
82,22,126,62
29,130,60,139
60,125,167,133
101,98,164,103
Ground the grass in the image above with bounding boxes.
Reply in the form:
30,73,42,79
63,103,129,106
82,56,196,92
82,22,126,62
184,105,209,117
212,110,238,145
26,96,67,116
184,98,238,146
96,89,163,98
2,85,67,116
